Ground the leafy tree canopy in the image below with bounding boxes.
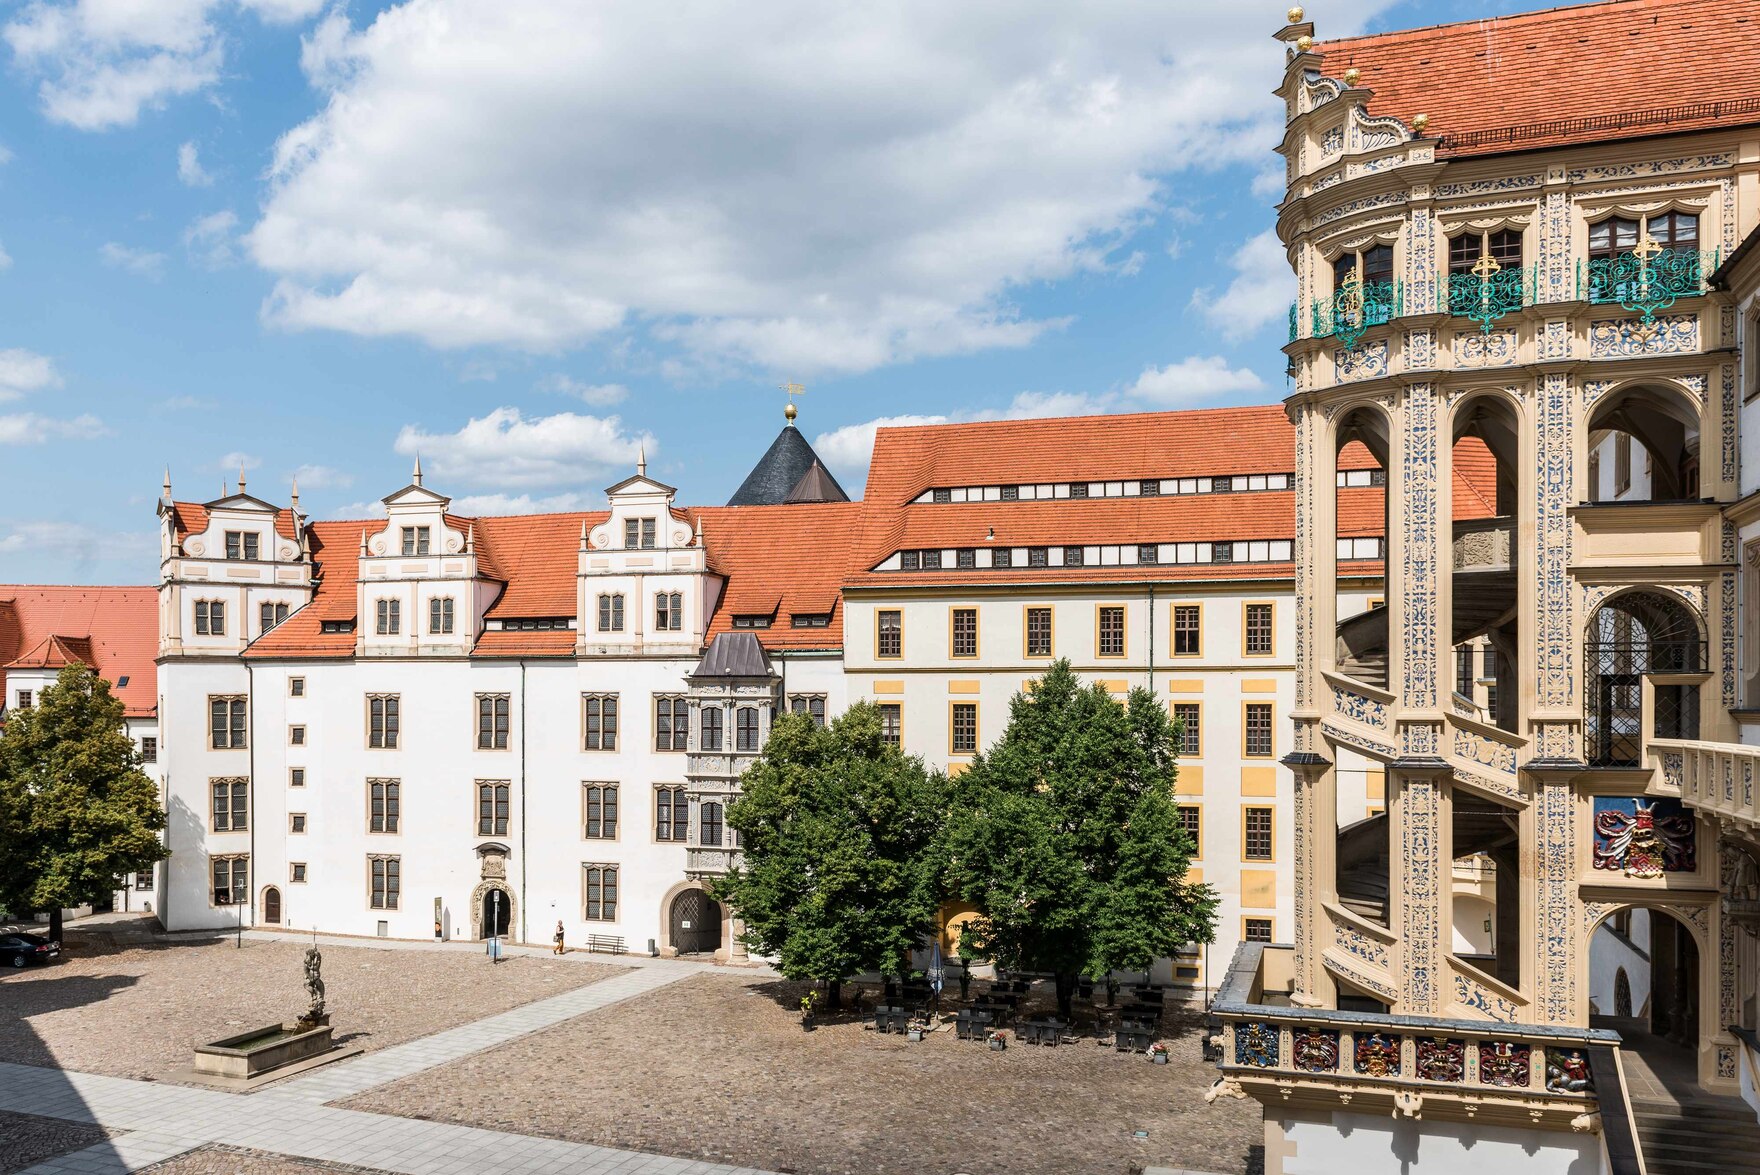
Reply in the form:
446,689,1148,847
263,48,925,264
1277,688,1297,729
711,702,947,999
0,664,167,936
942,660,1215,1016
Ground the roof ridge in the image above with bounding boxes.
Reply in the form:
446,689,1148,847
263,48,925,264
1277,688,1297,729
1318,0,1681,51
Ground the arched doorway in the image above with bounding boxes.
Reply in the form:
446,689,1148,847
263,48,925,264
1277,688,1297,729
669,888,722,956
1585,590,1703,767
480,886,512,938
262,886,281,925
1590,906,1702,1091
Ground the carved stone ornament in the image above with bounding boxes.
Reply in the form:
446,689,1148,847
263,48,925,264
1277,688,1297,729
1205,1075,1248,1103
480,850,507,880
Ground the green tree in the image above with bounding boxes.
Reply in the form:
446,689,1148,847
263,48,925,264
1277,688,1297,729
942,660,1216,1018
0,664,168,941
711,702,947,1007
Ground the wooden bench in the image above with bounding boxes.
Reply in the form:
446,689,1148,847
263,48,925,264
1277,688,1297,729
585,933,626,955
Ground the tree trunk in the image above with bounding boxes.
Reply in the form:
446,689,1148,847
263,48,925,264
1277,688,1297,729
48,907,63,944
1055,971,1076,1020
829,979,842,1010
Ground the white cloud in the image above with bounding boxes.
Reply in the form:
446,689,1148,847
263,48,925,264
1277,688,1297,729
537,374,628,407
5,0,325,130
393,407,650,489
1127,355,1266,404
99,241,166,276
183,209,238,267
177,139,212,185
248,0,1391,374
217,450,261,472
0,520,156,573
0,348,62,400
290,463,352,490
1190,229,1294,342
328,499,388,519
814,389,1116,491
0,412,106,443
447,491,592,516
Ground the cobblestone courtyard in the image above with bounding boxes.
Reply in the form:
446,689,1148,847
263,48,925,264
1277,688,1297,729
0,1110,117,1175
345,973,1264,1175
0,930,624,1083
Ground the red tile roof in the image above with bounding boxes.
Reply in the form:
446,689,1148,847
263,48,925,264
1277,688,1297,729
693,502,864,650
168,501,299,542
0,586,158,717
243,521,374,659
1316,0,1760,159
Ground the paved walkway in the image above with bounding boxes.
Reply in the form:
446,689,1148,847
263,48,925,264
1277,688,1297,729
3,951,784,1174
0,1062,780,1174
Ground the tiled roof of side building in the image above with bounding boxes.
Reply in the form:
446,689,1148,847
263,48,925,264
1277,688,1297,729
243,520,377,659
1315,0,1759,160
691,502,863,650
0,586,158,717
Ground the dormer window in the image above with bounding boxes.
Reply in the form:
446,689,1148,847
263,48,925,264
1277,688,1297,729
624,518,656,549
321,619,355,634
790,613,831,628
400,527,431,556
376,599,401,635
731,615,772,629
225,532,259,561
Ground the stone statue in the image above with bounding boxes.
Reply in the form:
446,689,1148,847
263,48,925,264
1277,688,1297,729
298,943,327,1027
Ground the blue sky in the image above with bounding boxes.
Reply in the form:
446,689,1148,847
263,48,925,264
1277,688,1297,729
0,0,1543,583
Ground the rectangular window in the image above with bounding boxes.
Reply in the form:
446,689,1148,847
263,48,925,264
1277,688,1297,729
1025,606,1052,657
13,690,29,710
210,856,247,906
1244,917,1273,943
993,547,1012,569
700,801,724,847
1028,547,1048,568
375,599,401,636
209,696,247,749
951,608,978,657
477,694,510,750
401,526,430,556
624,518,656,549
477,780,510,836
901,550,920,571
368,695,400,749
1245,603,1274,656
429,597,455,634
1138,543,1158,565
951,702,978,755
370,856,401,909
1173,604,1201,656
225,532,260,561
921,549,942,570
583,864,618,921
1178,805,1202,856
260,601,288,632
655,786,688,841
583,694,619,750
583,784,619,839
736,706,760,752
878,702,902,747
700,704,724,750
368,779,400,834
1244,807,1274,860
956,548,976,568
788,695,826,727
195,600,226,636
289,677,305,697
1245,702,1274,758
291,863,307,883
654,696,688,751
290,812,307,834
210,778,248,832
289,767,305,788
289,725,306,746
1173,702,1202,757
877,610,902,658
1064,546,1084,567
1098,605,1126,657
140,736,157,763
597,593,625,632
655,591,683,631
1615,433,1632,496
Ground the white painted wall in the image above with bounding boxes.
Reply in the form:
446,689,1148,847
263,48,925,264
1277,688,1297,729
1273,1110,1605,1175
1588,908,1652,1018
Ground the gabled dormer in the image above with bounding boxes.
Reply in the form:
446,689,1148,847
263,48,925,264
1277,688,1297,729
356,460,500,656
578,452,712,656
157,468,313,657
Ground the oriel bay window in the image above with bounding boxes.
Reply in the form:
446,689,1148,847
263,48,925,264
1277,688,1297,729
583,694,618,750
701,705,724,751
209,696,247,748
654,696,688,751
210,778,248,832
583,864,618,921
477,780,510,836
477,694,510,749
736,706,761,752
583,784,618,839
368,694,400,749
700,801,724,847
655,785,688,841
369,855,401,909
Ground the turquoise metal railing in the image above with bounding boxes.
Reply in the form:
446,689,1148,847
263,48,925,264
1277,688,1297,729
1444,265,1532,335
1311,279,1401,352
1578,247,1720,327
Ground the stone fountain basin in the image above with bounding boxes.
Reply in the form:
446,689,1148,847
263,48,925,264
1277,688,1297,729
194,1023,335,1081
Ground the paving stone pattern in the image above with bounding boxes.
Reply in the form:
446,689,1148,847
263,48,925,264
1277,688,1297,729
136,1144,397,1174
0,1110,119,1175
345,973,1265,1175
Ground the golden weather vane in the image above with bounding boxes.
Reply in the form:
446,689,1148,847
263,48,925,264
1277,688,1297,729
781,381,806,423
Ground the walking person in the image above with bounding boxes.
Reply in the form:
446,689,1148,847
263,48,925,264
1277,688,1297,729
553,919,566,955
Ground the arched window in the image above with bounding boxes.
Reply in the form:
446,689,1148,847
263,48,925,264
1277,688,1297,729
262,886,281,925
1586,591,1703,766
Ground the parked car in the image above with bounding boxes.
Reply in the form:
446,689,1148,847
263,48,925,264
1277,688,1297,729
0,932,60,969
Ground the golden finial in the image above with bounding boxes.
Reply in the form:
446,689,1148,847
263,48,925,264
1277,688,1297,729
1412,113,1429,133
780,381,805,425
1343,67,1360,86
1296,34,1313,52
1287,5,1304,22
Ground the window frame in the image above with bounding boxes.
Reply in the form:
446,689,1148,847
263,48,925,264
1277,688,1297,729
787,694,827,727
877,701,902,748
209,854,249,907
209,777,249,833
700,703,724,751
582,693,619,751
950,607,979,659
1171,603,1203,657
876,609,903,659
653,695,688,752
429,596,456,635
369,854,401,910
1243,916,1274,944
1177,804,1203,858
582,782,620,840
476,693,511,750
1243,701,1275,759
367,694,400,750
476,779,511,837
1024,605,1053,658
1096,604,1126,658
208,695,248,749
583,863,619,921
735,705,760,753
1243,805,1275,861
950,700,978,756
194,599,226,637
654,784,689,842
1243,601,1276,658
597,593,625,633
375,598,401,636
367,778,401,835
1172,701,1203,758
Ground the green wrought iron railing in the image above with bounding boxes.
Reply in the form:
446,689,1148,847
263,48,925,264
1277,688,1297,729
1444,266,1533,335
1578,246,1720,328
1311,279,1401,352
1288,301,1298,343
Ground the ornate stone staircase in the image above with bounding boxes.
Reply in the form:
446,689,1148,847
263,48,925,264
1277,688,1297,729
1631,1096,1760,1174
